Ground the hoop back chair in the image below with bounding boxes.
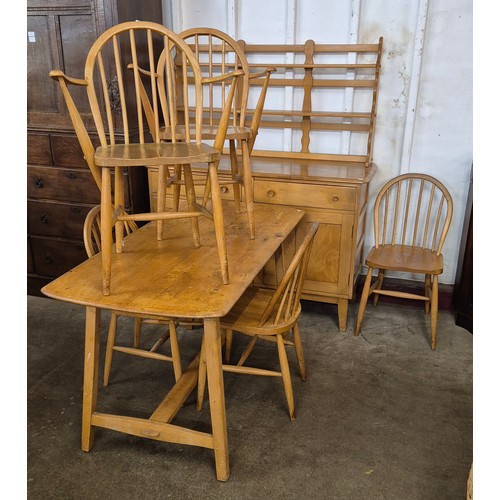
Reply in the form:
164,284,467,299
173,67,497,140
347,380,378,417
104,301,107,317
197,222,320,420
83,205,184,385
50,21,243,294
355,173,453,350
137,27,275,239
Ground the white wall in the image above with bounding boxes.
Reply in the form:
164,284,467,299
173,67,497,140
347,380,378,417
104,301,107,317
162,0,473,285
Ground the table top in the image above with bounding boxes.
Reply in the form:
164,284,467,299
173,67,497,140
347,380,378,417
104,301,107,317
42,203,305,319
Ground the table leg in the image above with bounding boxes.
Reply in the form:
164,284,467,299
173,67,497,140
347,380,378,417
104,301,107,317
338,298,348,332
203,317,229,481
82,306,101,452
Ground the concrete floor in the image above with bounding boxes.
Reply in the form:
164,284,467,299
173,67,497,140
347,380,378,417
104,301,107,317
27,295,472,499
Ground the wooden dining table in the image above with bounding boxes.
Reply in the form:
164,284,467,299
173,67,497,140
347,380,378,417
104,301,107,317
41,202,305,481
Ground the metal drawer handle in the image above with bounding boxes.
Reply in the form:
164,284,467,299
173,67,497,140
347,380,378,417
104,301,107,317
267,190,276,198
44,252,53,263
34,177,44,188
66,171,77,179
332,196,340,202
40,213,48,224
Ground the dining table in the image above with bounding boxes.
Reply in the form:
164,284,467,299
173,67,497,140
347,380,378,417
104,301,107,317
41,202,305,481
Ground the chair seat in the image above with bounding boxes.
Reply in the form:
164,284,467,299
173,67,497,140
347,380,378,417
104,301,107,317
366,244,443,274
160,124,253,141
221,286,301,336
94,142,220,167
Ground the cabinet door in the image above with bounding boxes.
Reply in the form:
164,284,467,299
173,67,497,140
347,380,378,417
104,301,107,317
255,208,354,299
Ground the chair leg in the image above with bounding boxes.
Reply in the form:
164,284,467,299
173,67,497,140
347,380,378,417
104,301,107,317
373,269,385,306
172,165,182,212
208,161,229,284
229,140,241,212
133,317,142,348
103,312,118,387
292,324,306,381
101,167,113,295
424,274,431,315
430,275,439,351
114,166,125,254
196,336,207,411
224,329,233,363
156,165,167,240
355,267,374,336
168,320,182,382
241,138,255,240
183,163,201,248
276,334,295,421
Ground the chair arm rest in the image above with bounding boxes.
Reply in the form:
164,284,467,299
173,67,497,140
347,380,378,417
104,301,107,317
201,69,245,85
249,67,276,79
126,63,159,78
49,70,87,87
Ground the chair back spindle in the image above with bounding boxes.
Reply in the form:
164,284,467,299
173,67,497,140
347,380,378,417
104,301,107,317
373,173,453,255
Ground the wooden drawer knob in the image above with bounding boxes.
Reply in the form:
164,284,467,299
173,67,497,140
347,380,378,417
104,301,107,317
220,186,229,193
267,190,276,198
332,195,340,202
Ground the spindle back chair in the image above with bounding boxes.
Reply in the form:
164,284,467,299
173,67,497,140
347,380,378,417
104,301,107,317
50,21,243,294
83,205,183,386
197,222,320,420
355,173,453,349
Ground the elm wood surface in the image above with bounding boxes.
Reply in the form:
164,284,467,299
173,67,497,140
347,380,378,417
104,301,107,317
41,204,305,481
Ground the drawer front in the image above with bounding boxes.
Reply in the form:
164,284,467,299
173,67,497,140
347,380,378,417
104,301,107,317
51,134,98,169
27,133,52,165
27,166,100,204
28,200,92,239
253,179,356,211
30,236,88,277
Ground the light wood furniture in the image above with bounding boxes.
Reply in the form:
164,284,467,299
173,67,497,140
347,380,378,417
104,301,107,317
151,38,383,331
197,222,319,420
355,173,453,350
27,0,160,295
41,203,305,481
50,21,244,294
138,27,274,239
83,205,183,386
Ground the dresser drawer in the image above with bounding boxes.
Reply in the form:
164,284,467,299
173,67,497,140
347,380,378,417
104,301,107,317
30,236,88,277
253,179,356,211
28,133,52,165
28,200,92,239
27,166,100,204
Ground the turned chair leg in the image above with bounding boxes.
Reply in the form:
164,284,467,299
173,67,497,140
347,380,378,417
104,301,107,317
373,269,385,306
103,312,118,387
430,275,439,350
355,267,373,336
276,334,295,421
424,274,432,315
229,140,241,212
224,329,233,363
156,165,167,241
133,317,141,348
196,336,207,411
292,324,306,381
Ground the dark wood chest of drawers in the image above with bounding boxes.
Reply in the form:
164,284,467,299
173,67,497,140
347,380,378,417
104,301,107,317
27,0,162,294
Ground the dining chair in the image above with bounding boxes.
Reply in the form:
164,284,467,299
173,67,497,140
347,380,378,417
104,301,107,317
355,173,453,350
83,205,184,386
136,27,275,239
50,21,243,294
197,222,320,420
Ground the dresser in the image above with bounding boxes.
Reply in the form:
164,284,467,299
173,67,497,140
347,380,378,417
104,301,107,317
27,0,162,295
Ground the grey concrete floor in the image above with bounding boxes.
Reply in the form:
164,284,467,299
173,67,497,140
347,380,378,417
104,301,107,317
27,295,472,499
